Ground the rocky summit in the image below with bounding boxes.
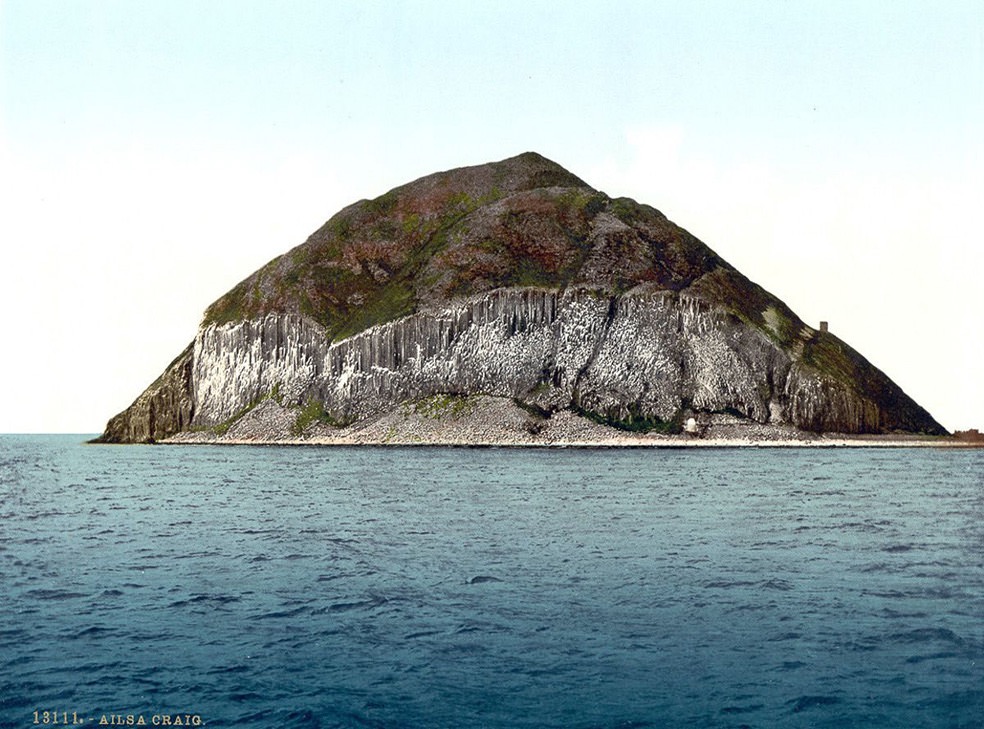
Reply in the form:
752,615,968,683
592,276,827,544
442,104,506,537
96,152,946,444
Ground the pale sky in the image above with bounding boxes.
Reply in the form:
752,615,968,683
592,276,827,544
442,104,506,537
1,1,981,433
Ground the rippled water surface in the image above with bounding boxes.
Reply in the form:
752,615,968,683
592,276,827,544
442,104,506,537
1,435,982,728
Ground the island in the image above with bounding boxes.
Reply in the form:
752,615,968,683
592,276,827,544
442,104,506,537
94,152,956,447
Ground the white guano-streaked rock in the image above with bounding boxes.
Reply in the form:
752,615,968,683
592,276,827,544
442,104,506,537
189,287,800,430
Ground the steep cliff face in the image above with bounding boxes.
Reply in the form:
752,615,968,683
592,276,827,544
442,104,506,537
96,344,195,443
97,153,946,442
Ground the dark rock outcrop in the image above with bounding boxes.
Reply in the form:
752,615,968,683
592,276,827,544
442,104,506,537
94,343,195,443
97,152,946,442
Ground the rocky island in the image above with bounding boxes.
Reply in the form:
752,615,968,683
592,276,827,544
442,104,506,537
95,152,947,446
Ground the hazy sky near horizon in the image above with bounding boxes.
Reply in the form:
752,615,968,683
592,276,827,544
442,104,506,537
1,1,981,433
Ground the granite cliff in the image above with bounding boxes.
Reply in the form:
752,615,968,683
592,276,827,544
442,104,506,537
96,152,945,443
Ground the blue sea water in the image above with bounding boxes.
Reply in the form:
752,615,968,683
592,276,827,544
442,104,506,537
1,435,982,729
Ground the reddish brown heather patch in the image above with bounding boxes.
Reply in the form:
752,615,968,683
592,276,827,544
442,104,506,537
336,239,407,278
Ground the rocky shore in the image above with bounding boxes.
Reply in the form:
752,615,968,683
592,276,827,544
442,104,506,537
163,395,964,448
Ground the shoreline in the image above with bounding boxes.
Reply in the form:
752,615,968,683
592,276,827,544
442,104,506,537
147,396,979,449
162,433,977,449
159,438,979,448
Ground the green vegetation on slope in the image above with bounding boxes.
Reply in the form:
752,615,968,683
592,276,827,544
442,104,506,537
200,153,741,342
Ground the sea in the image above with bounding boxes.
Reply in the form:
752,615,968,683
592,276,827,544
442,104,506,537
1,434,982,729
